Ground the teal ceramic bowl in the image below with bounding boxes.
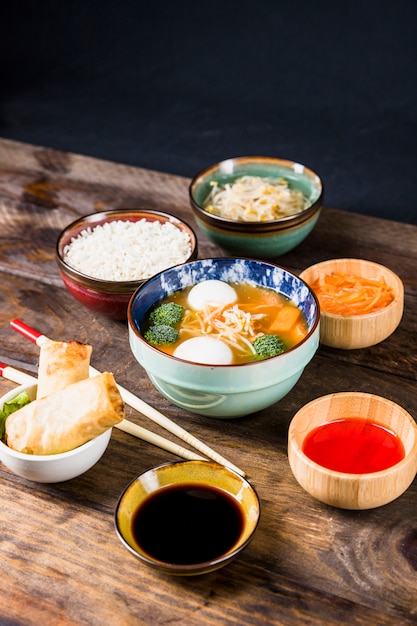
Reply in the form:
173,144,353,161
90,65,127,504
189,156,323,258
128,258,320,419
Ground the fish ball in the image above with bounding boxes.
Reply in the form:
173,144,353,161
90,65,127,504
187,280,237,311
173,336,233,365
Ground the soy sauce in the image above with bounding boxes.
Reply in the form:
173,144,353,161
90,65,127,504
302,417,405,473
132,484,244,565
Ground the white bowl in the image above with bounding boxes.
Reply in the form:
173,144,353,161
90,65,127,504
0,384,112,483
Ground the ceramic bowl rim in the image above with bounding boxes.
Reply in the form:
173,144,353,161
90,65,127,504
127,256,321,369
189,156,323,233
114,459,261,574
56,208,198,294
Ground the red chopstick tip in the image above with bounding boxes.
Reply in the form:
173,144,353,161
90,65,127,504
10,319,43,343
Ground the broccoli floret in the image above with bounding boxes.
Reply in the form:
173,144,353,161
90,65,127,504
149,302,184,327
253,334,286,359
144,324,179,346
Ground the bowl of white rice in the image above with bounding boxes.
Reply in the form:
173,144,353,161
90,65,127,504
56,209,198,320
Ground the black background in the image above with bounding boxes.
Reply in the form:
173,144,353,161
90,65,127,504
2,1,416,224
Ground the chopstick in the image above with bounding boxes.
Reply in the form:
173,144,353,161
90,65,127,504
9,319,245,476
0,364,36,386
0,363,208,463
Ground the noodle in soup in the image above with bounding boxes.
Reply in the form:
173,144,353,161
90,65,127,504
142,281,308,365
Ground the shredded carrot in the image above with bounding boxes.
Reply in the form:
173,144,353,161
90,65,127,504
309,271,394,315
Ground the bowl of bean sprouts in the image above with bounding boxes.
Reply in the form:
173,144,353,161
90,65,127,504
189,156,323,258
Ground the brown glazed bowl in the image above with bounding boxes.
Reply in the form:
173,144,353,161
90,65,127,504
56,209,197,320
114,460,260,576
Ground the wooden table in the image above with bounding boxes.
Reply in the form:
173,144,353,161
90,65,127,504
0,138,416,626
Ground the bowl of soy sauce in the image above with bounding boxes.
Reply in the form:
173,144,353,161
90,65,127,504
114,460,260,575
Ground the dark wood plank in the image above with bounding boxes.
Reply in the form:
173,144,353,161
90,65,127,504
0,138,416,625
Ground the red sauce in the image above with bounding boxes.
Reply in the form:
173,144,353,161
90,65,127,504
302,417,405,474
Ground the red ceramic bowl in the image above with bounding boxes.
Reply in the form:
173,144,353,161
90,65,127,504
56,209,198,320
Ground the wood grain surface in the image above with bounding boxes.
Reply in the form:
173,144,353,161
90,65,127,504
0,138,416,626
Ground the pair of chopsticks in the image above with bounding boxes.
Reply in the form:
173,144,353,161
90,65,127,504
2,318,245,477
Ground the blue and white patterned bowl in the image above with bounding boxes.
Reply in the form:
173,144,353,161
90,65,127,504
128,258,320,418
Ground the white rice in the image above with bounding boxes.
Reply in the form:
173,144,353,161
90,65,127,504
63,218,192,281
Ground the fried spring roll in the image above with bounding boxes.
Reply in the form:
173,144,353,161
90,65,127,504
6,372,124,455
36,339,92,399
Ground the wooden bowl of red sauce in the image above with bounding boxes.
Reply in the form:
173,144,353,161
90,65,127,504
299,258,404,349
288,392,417,510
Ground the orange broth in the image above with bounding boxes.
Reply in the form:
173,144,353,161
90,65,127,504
144,282,308,364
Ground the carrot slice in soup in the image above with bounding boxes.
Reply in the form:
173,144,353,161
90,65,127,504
270,305,301,332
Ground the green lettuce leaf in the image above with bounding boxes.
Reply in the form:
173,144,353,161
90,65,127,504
0,390,31,441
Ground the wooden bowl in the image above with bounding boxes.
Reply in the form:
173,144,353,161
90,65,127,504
299,258,404,349
288,392,417,509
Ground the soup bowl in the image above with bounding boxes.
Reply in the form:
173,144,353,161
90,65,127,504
189,156,323,258
288,392,417,509
114,460,260,575
0,384,112,482
128,258,320,418
56,209,198,320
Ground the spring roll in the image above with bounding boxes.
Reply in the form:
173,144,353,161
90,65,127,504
6,372,124,455
36,339,93,399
